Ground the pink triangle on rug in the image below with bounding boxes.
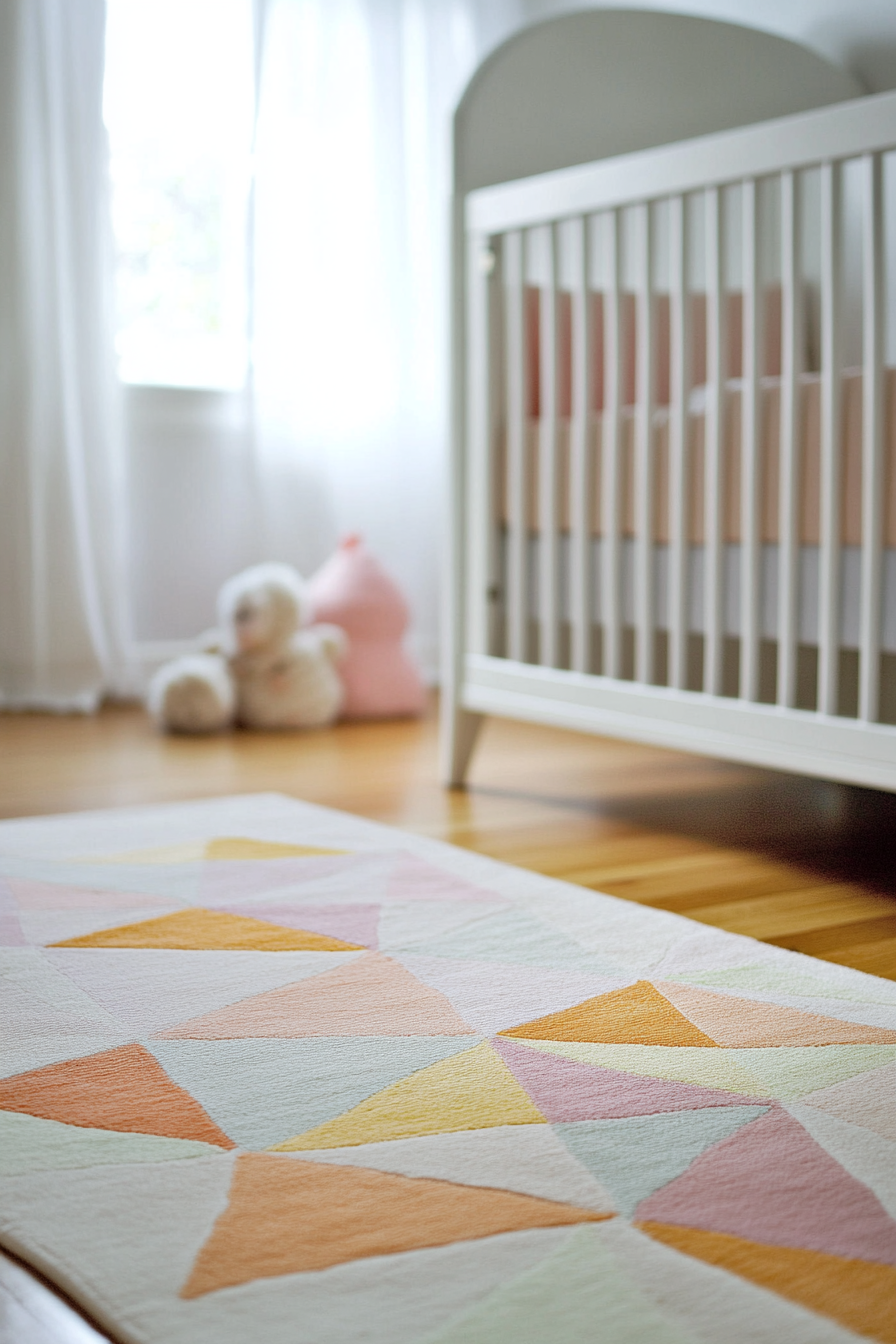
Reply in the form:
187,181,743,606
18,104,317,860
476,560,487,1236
491,1037,766,1121
6,877,173,913
386,854,508,905
0,877,26,945
636,1104,896,1265
656,979,896,1046
209,904,380,950
154,952,478,1038
400,957,629,1035
199,854,374,905
802,1061,896,1142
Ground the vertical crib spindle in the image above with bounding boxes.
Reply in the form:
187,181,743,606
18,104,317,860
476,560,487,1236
505,229,529,664
540,224,561,668
859,152,884,723
466,232,498,656
778,170,802,708
570,216,593,673
668,195,689,690
818,161,842,716
704,186,725,695
635,202,655,684
740,179,762,703
602,210,624,678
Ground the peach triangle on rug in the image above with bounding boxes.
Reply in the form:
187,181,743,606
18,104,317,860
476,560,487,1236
1,793,895,1344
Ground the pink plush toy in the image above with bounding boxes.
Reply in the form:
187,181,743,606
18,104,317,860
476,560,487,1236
306,536,426,719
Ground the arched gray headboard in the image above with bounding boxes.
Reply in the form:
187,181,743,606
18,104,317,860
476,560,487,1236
454,10,862,194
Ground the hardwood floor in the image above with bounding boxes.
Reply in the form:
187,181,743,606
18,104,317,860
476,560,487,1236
0,1252,107,1344
1,697,895,1344
1,697,894,976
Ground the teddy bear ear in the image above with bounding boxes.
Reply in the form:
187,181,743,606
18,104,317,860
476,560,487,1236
216,569,253,628
218,563,305,611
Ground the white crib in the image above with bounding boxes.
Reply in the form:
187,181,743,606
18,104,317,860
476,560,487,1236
442,11,896,793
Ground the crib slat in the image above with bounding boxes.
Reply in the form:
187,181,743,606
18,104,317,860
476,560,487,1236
602,209,624,678
504,229,529,664
668,194,689,690
570,216,593,673
818,161,842,716
777,170,802,709
740,178,762,704
704,186,725,695
859,152,884,723
466,232,498,656
539,224,561,668
635,202,655,684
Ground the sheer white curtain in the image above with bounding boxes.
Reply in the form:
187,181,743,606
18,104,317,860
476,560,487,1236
249,0,521,671
0,0,131,709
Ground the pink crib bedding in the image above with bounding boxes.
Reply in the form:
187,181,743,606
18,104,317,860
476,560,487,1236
497,287,896,549
498,369,896,548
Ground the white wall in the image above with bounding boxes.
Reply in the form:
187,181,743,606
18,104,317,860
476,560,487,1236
125,388,260,653
125,386,441,679
517,1,896,94
126,0,896,681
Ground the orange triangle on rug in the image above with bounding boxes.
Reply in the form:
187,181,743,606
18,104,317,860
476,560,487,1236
49,907,363,952
499,980,718,1046
154,952,478,1038
638,1222,896,1344
0,1044,234,1147
181,1153,611,1295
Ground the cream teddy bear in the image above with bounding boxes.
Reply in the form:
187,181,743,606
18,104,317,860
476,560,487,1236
147,563,346,733
220,563,345,729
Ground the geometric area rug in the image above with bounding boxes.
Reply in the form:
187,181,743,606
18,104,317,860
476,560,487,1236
1,793,895,1344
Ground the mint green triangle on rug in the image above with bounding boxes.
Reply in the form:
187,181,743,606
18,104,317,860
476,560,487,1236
667,965,896,1007
0,1109,223,1175
394,908,625,974
736,1044,896,1099
420,1224,697,1344
554,1108,766,1217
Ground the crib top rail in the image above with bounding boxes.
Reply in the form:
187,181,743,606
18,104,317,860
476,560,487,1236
467,89,896,234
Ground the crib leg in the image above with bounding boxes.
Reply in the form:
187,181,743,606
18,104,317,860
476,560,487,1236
440,704,484,788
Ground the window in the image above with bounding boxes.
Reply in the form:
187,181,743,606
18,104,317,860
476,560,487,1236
104,0,254,390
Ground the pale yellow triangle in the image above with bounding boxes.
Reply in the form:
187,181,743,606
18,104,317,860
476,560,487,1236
82,837,348,864
270,1043,547,1151
515,1040,769,1097
84,841,209,864
203,837,348,860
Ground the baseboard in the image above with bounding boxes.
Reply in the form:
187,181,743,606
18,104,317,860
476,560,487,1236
131,637,442,690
